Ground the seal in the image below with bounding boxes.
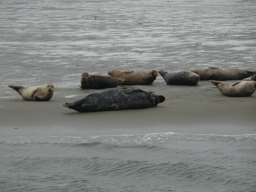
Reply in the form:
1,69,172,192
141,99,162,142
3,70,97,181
209,80,256,97
80,72,126,89
192,67,256,80
252,74,256,81
8,84,55,101
63,87,165,112
158,70,200,86
108,70,158,85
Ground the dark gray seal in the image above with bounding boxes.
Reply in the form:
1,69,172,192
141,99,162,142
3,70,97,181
209,80,256,97
252,74,256,81
192,67,256,80
158,70,200,86
63,88,165,112
80,72,125,89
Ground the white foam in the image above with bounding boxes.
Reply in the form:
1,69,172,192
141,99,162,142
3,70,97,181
64,95,78,98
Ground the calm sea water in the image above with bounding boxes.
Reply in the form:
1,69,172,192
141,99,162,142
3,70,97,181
1,0,256,191
1,131,256,192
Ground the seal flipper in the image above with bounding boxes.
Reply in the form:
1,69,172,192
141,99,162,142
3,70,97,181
123,71,134,74
31,88,39,98
209,80,222,87
231,81,241,86
124,87,142,94
8,85,23,92
246,70,256,77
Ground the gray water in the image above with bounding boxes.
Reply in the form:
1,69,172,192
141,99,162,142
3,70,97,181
1,0,256,191
1,131,256,192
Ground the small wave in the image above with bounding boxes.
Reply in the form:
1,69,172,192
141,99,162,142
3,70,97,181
1,132,255,146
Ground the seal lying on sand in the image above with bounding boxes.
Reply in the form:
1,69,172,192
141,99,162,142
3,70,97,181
158,70,200,86
63,88,165,112
108,70,158,85
252,74,256,81
209,80,256,97
80,72,125,89
192,67,256,80
8,84,55,101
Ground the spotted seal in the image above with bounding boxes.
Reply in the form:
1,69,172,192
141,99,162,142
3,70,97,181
158,70,200,85
63,87,165,112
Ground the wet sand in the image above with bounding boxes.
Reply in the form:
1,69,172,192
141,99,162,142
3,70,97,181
2,80,256,137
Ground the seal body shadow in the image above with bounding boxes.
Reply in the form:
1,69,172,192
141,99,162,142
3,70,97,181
108,70,158,85
158,70,199,86
8,84,54,101
80,73,125,89
63,88,165,113
192,67,256,80
209,80,256,97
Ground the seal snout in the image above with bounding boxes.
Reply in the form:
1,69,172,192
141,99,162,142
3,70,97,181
47,84,55,92
157,95,165,103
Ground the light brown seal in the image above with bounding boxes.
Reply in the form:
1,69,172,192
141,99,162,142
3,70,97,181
209,80,256,97
251,74,256,81
8,84,55,101
158,70,200,86
108,70,158,85
192,67,256,80
80,72,126,89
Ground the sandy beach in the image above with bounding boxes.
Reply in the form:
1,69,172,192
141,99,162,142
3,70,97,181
2,79,255,136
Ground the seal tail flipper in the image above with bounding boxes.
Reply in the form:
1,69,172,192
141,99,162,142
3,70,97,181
252,74,256,81
246,70,256,77
209,80,221,87
63,102,74,107
8,85,23,92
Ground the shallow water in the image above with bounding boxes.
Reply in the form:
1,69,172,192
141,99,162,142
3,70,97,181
1,131,256,192
1,0,256,191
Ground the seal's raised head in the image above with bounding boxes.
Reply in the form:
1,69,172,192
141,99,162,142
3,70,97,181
46,84,55,92
158,70,167,77
108,70,121,77
150,70,158,77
